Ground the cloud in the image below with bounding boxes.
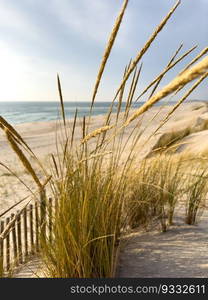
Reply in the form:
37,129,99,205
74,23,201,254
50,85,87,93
0,1,27,30
0,41,32,100
49,0,131,48
0,0,39,41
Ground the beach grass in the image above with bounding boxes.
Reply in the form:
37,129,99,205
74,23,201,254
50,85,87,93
185,168,208,225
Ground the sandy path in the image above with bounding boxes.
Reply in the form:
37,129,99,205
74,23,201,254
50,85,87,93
117,210,208,278
15,210,208,278
14,257,44,278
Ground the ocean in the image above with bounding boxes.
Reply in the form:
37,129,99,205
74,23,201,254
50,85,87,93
0,100,179,125
0,101,139,124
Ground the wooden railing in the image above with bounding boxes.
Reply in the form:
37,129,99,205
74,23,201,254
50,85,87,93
0,194,54,276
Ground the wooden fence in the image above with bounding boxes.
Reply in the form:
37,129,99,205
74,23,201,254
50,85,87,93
0,194,54,276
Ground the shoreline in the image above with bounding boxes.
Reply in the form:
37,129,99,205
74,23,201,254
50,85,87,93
1,99,206,126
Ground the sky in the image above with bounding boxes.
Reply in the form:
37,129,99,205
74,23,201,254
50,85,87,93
0,0,208,102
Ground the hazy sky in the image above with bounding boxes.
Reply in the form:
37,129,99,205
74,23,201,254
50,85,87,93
0,0,208,102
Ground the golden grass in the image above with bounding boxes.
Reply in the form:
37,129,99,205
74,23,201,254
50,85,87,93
4,129,42,189
135,45,197,102
147,43,184,100
157,71,208,129
0,116,33,154
81,125,115,144
113,0,181,101
91,0,129,108
179,47,208,75
123,56,208,127
185,170,207,225
57,74,66,127
142,71,208,145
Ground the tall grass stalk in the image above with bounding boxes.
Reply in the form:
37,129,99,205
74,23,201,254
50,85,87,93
113,0,181,102
91,0,129,109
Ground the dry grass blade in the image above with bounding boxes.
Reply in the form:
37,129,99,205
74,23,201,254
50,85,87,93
82,125,115,144
5,129,42,188
135,45,197,102
101,59,132,129
113,0,181,102
0,117,24,144
124,64,142,121
116,65,128,122
90,60,133,155
71,108,78,146
123,55,208,127
171,48,208,96
51,154,59,178
81,116,88,159
173,47,208,95
168,43,184,67
1,114,52,181
179,47,208,75
79,151,112,163
63,138,69,163
152,71,208,136
0,116,35,156
148,43,183,99
125,66,139,107
57,74,66,126
91,0,129,108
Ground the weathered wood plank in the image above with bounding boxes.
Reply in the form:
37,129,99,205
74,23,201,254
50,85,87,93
11,213,18,264
23,207,28,259
30,204,34,254
6,217,10,271
0,220,4,274
17,211,23,264
35,202,39,252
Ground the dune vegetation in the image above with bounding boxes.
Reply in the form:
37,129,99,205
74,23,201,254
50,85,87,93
1,0,208,278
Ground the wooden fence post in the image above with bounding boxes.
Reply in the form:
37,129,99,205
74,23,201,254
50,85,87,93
40,189,46,242
29,204,34,254
0,193,51,274
23,207,28,259
11,213,18,265
0,220,4,275
17,211,23,264
35,202,39,252
6,217,10,271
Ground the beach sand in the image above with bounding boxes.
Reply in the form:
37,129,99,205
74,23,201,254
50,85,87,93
117,209,208,278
